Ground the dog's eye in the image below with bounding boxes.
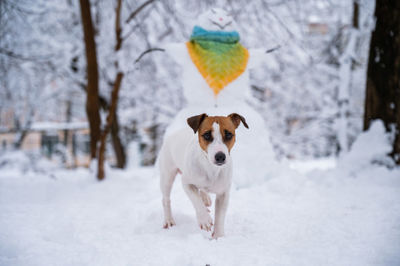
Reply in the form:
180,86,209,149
202,131,213,142
224,130,233,141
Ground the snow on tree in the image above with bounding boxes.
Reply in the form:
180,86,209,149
0,0,377,166
0,0,86,148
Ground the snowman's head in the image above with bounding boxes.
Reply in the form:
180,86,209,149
196,8,236,32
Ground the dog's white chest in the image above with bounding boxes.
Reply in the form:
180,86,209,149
202,176,231,194
185,160,232,194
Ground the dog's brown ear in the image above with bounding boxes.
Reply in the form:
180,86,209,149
228,113,249,129
187,113,208,133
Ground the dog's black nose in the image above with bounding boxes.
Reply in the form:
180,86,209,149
215,152,226,164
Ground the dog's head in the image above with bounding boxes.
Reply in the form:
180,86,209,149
187,113,249,166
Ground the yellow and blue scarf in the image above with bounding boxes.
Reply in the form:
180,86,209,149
186,26,249,95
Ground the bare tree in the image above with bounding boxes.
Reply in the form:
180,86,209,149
78,0,154,179
97,0,155,179
364,0,400,164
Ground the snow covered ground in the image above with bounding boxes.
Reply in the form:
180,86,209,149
1,123,400,266
1,163,399,266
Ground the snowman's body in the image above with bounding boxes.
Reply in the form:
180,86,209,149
161,9,278,187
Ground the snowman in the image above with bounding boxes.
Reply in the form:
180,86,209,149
156,8,279,187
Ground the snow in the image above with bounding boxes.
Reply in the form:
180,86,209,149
30,122,88,131
289,157,336,174
1,124,400,266
339,120,392,168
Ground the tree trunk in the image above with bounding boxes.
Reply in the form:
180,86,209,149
13,108,34,149
97,72,124,180
97,0,126,180
110,113,126,168
98,95,126,168
79,0,101,160
364,0,400,164
109,0,126,169
62,99,72,165
13,128,29,149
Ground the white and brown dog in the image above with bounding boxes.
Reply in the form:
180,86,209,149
158,113,248,238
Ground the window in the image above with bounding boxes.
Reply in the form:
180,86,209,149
41,134,59,158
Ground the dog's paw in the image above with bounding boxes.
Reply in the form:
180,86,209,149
163,217,176,229
212,230,224,239
197,212,213,232
200,190,212,207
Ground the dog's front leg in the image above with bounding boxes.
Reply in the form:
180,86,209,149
213,191,229,239
182,183,213,231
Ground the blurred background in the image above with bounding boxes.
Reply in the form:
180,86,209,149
0,0,379,170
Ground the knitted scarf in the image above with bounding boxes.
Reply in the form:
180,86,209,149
186,26,249,95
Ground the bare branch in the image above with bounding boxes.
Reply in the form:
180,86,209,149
134,48,165,63
266,45,281,53
0,47,53,62
115,0,123,51
125,0,155,24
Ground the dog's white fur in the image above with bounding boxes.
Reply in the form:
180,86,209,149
158,123,232,238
